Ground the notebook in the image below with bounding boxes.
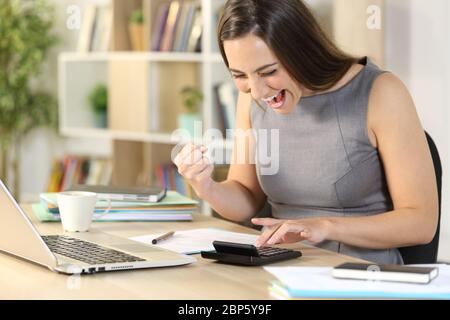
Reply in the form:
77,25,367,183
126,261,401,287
265,265,450,300
332,263,438,284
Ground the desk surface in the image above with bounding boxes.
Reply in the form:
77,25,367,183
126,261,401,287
0,204,364,300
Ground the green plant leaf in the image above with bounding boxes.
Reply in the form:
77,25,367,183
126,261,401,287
88,84,108,113
129,9,144,24
0,0,59,144
180,86,203,114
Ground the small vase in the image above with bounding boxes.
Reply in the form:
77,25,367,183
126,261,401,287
129,24,145,51
177,113,202,139
94,111,107,128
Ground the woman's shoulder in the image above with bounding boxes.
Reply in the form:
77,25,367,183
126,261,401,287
368,72,417,146
373,71,407,91
370,72,414,113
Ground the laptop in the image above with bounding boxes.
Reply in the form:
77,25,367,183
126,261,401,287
0,179,196,274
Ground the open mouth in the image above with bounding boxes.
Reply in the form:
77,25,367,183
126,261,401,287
262,90,286,109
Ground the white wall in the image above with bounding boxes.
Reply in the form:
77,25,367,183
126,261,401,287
385,0,450,262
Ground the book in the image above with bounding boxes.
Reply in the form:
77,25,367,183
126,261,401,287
99,160,113,185
94,4,113,52
332,263,439,284
89,5,101,51
172,3,188,52
77,4,97,52
217,82,237,130
173,169,186,196
186,6,202,52
154,164,193,197
151,3,170,51
85,159,102,185
65,184,167,203
61,157,78,191
47,160,64,193
32,203,194,222
213,83,227,135
160,1,181,51
174,3,196,52
180,4,197,51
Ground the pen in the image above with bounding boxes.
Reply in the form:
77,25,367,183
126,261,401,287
152,231,175,245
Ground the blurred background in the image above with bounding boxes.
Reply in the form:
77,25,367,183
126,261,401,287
0,0,449,262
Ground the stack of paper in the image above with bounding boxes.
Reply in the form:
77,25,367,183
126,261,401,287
265,265,450,300
32,191,198,222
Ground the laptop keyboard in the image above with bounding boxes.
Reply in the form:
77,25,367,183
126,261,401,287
42,235,146,265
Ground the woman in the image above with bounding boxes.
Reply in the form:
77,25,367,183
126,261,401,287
173,0,438,264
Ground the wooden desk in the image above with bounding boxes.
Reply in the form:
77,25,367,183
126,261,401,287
0,205,364,299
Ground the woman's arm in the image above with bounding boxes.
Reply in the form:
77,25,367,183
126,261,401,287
203,92,267,222
253,73,439,249
174,92,266,222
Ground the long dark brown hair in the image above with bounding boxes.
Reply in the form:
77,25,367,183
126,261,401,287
217,0,359,92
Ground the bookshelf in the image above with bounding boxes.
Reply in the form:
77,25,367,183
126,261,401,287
58,0,384,216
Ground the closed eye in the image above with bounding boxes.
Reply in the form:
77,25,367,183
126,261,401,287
231,69,277,79
231,73,246,79
260,69,277,77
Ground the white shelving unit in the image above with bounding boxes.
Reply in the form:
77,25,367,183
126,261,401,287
59,0,232,139
58,0,232,216
58,52,233,148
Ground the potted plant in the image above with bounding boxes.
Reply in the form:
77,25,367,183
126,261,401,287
88,84,108,128
0,0,58,199
129,9,145,51
178,86,203,138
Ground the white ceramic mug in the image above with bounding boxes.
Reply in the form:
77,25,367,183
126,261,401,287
57,191,111,232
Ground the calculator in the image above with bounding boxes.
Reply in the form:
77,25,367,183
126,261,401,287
200,241,302,266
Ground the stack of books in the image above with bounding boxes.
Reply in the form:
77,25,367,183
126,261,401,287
47,156,112,193
32,191,198,222
77,3,113,52
151,1,202,52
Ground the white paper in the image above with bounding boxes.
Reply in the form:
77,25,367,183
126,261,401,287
130,228,258,254
264,265,450,299
129,228,259,254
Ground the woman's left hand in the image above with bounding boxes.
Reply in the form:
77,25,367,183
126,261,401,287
251,217,332,247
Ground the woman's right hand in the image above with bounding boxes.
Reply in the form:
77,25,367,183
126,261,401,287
173,143,215,199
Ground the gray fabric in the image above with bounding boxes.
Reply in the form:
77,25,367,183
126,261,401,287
250,57,404,264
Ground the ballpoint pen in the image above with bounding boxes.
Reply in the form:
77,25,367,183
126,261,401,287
152,231,175,244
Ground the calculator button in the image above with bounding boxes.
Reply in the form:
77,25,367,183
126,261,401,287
257,247,293,257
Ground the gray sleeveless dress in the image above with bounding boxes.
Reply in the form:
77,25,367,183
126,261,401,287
250,57,404,264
